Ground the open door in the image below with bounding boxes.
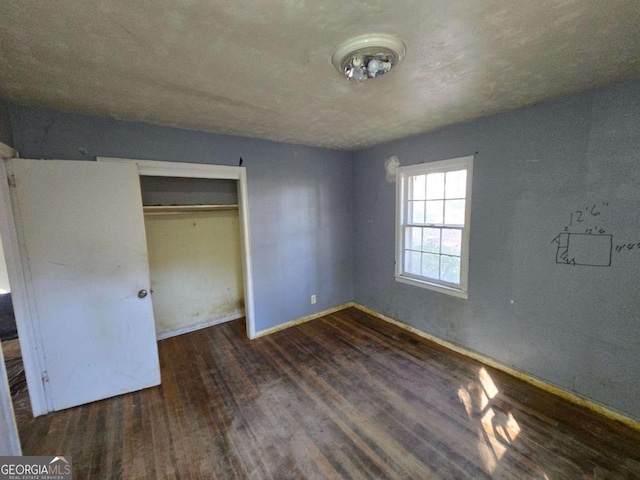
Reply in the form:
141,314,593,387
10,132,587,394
6,159,160,412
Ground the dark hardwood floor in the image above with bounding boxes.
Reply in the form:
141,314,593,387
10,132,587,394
13,308,640,479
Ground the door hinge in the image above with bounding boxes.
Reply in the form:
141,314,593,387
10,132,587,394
42,372,49,384
7,174,16,187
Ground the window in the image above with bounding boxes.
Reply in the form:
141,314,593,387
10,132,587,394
395,156,473,298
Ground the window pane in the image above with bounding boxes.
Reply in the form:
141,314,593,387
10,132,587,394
405,251,421,275
411,175,426,200
441,229,461,256
422,253,439,279
406,227,422,250
425,200,443,224
445,170,466,199
426,173,444,199
422,228,440,253
410,201,425,223
441,255,461,284
397,157,472,296
444,199,465,225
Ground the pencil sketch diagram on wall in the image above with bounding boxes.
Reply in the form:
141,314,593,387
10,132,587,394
551,202,613,267
553,232,613,266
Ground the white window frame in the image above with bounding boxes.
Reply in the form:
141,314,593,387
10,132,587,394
395,155,473,299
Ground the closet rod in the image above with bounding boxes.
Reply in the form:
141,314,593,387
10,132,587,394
143,204,239,215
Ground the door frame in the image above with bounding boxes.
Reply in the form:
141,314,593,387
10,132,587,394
98,158,257,339
0,143,23,452
0,155,52,416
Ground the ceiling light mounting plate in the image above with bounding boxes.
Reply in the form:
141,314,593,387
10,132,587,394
332,33,405,82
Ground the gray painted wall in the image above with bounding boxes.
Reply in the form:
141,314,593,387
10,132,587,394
353,80,640,420
0,99,13,147
9,105,354,333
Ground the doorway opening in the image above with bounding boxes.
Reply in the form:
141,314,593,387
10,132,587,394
0,235,31,428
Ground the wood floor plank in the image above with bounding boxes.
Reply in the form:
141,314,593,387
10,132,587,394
269,324,464,478
299,321,489,477
11,307,640,479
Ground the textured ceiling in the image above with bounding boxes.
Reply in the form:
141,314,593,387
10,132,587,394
1,1,640,150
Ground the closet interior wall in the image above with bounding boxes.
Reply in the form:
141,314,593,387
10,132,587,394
140,176,245,339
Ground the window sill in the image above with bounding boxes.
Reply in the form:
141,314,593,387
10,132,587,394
395,275,468,299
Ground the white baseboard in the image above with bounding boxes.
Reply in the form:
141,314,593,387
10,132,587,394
254,303,354,338
156,310,245,340
351,303,640,431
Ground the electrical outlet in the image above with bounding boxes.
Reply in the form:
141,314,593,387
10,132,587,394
311,294,316,305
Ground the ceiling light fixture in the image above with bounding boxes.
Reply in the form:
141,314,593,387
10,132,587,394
332,33,406,82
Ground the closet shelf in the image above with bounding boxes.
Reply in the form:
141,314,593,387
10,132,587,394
143,204,239,215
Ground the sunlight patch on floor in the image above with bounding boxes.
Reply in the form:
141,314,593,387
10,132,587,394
478,367,499,399
458,367,522,474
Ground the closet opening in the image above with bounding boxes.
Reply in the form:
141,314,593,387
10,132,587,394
97,157,256,340
139,175,245,340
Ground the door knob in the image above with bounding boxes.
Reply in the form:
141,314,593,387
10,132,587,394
138,289,148,298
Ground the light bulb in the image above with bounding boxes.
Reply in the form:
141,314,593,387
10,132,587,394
367,58,382,74
351,67,365,81
352,56,362,68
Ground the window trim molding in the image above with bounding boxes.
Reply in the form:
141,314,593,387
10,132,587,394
394,155,474,299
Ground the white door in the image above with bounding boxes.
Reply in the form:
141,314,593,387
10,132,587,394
7,159,160,411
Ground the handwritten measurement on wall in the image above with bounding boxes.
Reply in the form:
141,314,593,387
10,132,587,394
614,242,640,253
552,201,612,266
563,202,609,234
552,201,639,266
